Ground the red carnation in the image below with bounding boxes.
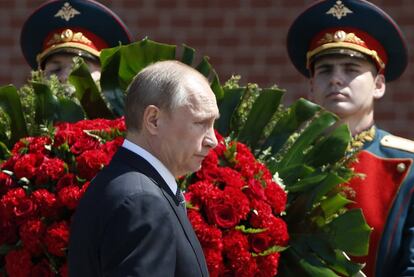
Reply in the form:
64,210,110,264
36,157,67,185
44,221,70,257
0,188,37,223
227,248,257,277
76,149,110,180
266,217,289,247
187,181,221,208
0,171,15,194
256,253,280,277
265,181,287,214
204,248,223,277
70,135,100,155
13,153,44,180
188,209,223,250
32,189,60,218
54,122,83,147
5,248,33,277
1,154,20,171
60,263,69,277
223,230,249,252
206,197,240,228
0,216,17,245
249,232,273,253
31,259,54,277
11,136,51,155
29,136,52,153
249,199,274,228
58,185,82,210
197,152,220,181
245,178,267,201
56,173,79,191
217,167,245,189
19,218,46,255
101,137,124,158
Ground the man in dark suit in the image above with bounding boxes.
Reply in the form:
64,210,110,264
68,60,218,276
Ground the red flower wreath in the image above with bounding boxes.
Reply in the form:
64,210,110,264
185,132,289,277
0,118,125,276
0,118,288,277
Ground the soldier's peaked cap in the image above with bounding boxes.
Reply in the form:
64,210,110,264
20,0,132,69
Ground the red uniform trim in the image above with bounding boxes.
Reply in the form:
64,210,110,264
348,150,411,276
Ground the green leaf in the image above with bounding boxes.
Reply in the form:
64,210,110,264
263,98,322,155
195,56,212,77
325,209,371,256
215,87,244,136
276,164,315,185
238,88,283,149
69,60,114,118
287,172,328,193
305,124,351,167
235,225,267,234
252,245,288,256
210,69,224,100
306,235,364,276
32,82,60,124
100,39,177,116
0,85,28,146
283,244,339,277
101,38,177,91
311,172,347,207
0,140,11,161
56,98,85,122
320,193,353,219
278,111,337,170
181,44,195,65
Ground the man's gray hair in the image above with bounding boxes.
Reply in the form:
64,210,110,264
124,60,207,131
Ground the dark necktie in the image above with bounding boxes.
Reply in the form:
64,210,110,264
175,187,186,212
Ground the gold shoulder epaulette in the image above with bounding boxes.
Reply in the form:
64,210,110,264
381,135,414,153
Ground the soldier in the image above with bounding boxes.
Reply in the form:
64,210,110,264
20,0,132,82
287,0,414,276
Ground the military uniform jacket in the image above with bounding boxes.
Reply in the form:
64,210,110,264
68,147,209,277
348,127,414,277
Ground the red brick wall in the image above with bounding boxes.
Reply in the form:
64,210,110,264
2,0,414,138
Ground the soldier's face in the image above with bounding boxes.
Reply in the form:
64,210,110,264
43,54,101,83
310,55,385,121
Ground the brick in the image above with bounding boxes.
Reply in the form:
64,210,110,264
155,0,178,9
234,16,257,28
217,36,240,47
134,17,161,28
171,17,193,28
202,17,225,28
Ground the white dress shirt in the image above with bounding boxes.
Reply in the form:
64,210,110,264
122,139,177,195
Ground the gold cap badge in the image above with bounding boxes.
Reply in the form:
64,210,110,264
326,0,353,20
54,2,80,22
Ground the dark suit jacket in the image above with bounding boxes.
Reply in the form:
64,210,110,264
68,147,209,277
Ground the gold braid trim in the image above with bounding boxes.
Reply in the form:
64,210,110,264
347,126,376,153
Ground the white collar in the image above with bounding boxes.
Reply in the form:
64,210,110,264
122,139,177,195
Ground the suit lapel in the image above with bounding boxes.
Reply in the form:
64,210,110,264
111,147,207,276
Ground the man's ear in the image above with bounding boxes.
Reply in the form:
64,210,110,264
373,74,386,99
142,105,160,135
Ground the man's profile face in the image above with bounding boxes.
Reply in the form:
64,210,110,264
309,55,384,120
43,53,101,83
155,76,220,177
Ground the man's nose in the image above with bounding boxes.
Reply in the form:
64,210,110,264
204,128,218,149
329,68,344,85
